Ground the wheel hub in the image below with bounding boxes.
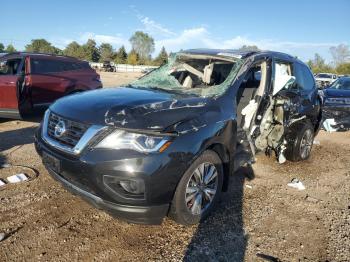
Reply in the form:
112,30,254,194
185,162,218,215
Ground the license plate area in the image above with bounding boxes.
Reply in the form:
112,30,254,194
43,152,61,173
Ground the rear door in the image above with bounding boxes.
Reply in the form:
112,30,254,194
29,57,71,105
0,57,24,118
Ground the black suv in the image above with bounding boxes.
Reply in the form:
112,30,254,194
35,49,322,225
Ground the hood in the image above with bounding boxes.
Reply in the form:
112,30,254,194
50,87,220,132
324,88,350,98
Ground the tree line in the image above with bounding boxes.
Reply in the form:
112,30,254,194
1,32,349,74
0,31,168,66
306,44,350,75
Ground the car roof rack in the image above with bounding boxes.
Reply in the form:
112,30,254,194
1,52,79,60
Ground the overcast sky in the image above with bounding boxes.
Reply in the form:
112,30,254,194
1,0,349,62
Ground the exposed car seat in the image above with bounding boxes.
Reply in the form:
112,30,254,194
236,70,260,125
203,63,214,84
182,75,193,88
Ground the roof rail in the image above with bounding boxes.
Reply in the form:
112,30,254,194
1,51,79,60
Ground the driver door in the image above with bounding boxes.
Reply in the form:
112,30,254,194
0,57,24,119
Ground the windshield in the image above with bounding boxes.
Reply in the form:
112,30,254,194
328,78,350,90
131,53,243,97
316,73,332,78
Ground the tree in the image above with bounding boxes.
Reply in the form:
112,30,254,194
306,53,333,74
153,46,168,66
5,44,17,53
99,43,114,62
335,63,350,75
25,39,60,54
129,31,155,60
330,44,350,66
127,49,139,65
63,41,85,59
114,46,128,64
0,43,4,52
82,39,100,62
238,45,260,51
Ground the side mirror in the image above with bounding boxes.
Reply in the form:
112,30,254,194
273,75,296,95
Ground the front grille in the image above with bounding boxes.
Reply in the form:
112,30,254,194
47,112,89,148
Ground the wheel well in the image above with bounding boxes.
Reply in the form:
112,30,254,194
207,143,231,192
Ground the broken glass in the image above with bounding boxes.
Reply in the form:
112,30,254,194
131,53,243,97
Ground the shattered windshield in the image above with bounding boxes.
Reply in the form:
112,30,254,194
131,53,243,97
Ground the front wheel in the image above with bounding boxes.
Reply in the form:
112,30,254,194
285,121,314,162
169,150,223,225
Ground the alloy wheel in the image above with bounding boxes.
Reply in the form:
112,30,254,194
300,129,313,159
185,162,219,215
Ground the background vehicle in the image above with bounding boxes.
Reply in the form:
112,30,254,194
0,52,102,119
35,49,322,225
321,76,350,131
101,61,115,72
315,73,337,88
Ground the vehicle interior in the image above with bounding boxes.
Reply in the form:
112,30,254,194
0,58,23,75
170,54,235,89
236,62,266,126
233,60,298,163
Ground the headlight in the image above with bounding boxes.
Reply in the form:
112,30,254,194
95,130,171,153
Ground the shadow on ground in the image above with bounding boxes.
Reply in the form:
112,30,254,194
183,165,255,262
0,125,38,153
0,109,44,153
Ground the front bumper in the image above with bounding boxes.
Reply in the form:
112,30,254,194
46,166,169,224
34,130,192,225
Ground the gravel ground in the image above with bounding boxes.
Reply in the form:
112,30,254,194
0,72,349,261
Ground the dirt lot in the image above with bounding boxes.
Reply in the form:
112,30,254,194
0,72,349,262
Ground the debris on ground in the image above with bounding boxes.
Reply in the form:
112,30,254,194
305,195,320,203
287,178,306,190
323,119,338,132
0,233,6,242
245,184,253,189
6,173,29,183
313,140,320,145
0,179,6,187
278,152,286,164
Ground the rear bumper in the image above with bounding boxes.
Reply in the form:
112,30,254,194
46,166,169,224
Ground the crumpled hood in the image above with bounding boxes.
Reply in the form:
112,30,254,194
50,87,220,133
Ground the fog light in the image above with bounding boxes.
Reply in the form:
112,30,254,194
119,180,145,194
103,175,145,198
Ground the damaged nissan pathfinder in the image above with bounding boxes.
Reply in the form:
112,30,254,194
35,49,322,225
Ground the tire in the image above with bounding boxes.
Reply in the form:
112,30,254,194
285,121,314,162
169,150,223,225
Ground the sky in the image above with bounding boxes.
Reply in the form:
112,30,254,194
1,0,349,62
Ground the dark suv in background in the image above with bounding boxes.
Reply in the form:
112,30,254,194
35,49,322,225
0,53,102,119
